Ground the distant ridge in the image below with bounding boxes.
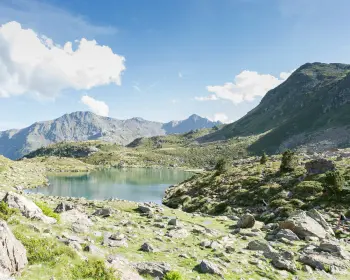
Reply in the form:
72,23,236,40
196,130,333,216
0,112,222,159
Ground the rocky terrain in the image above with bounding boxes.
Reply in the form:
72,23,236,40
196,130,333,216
0,148,350,279
0,112,221,160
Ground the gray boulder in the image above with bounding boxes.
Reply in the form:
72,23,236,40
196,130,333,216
0,221,28,276
276,229,300,241
92,208,113,217
3,192,56,224
54,202,74,213
140,242,158,253
133,262,171,278
247,240,275,254
237,214,255,228
108,255,143,280
198,260,223,276
279,210,333,239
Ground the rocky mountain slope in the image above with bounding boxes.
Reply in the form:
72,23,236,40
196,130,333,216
0,112,221,160
200,62,350,153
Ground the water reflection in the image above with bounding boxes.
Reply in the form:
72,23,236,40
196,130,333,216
27,168,192,204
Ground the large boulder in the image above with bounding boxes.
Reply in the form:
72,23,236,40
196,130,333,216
133,262,171,278
279,210,333,239
198,260,223,276
0,221,28,276
305,159,335,175
237,214,255,228
60,209,93,233
107,255,143,280
3,192,56,224
54,202,74,213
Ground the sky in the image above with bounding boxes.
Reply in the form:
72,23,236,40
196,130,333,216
0,0,350,130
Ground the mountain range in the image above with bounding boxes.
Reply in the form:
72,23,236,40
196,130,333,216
200,62,350,153
0,112,221,159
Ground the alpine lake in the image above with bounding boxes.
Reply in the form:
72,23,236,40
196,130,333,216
26,168,193,204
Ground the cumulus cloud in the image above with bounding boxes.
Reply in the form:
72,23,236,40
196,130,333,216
0,21,125,99
207,113,232,124
197,70,294,104
81,95,109,117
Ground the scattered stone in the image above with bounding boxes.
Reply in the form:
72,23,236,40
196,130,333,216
0,221,28,276
166,228,189,239
140,242,158,253
133,262,171,278
237,214,255,228
54,202,74,213
108,255,143,280
276,229,300,241
138,205,153,214
92,208,113,217
247,240,274,254
198,260,223,276
168,218,181,226
110,233,125,241
84,244,104,256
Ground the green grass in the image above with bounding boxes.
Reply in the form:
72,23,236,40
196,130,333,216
35,201,60,222
0,201,19,221
71,258,116,280
164,271,183,280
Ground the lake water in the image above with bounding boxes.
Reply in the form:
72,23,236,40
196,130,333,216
27,168,192,204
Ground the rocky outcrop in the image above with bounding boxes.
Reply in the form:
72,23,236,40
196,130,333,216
237,214,255,228
3,192,56,224
0,221,28,276
279,210,333,239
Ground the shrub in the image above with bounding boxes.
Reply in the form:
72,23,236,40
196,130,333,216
164,271,183,280
260,152,268,164
269,199,288,208
214,158,229,174
13,230,76,264
71,258,116,280
294,181,324,197
35,201,60,222
0,201,19,221
280,150,297,172
325,170,344,193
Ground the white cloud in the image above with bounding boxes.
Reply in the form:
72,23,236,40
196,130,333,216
207,113,232,124
0,21,125,99
178,72,183,78
194,94,218,101
197,69,294,104
81,95,109,117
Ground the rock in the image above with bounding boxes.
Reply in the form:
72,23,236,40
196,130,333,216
110,233,125,241
247,240,274,254
305,236,319,242
307,209,334,237
92,208,113,217
108,255,143,280
60,209,93,233
54,202,74,213
198,260,223,276
168,218,181,226
302,265,313,273
299,253,349,272
133,262,171,278
166,228,189,239
279,210,332,239
276,229,300,241
84,244,104,256
305,159,335,175
140,242,157,253
138,205,153,214
268,251,296,273
0,221,28,276
3,192,56,224
319,241,349,259
237,214,255,228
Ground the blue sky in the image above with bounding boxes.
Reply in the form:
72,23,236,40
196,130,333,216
0,0,350,130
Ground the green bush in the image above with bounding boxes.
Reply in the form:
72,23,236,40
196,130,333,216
215,158,229,174
164,271,183,280
13,230,76,264
35,201,60,222
269,199,288,208
325,170,344,193
280,150,298,172
71,258,116,280
0,201,19,221
294,181,324,197
260,152,268,164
